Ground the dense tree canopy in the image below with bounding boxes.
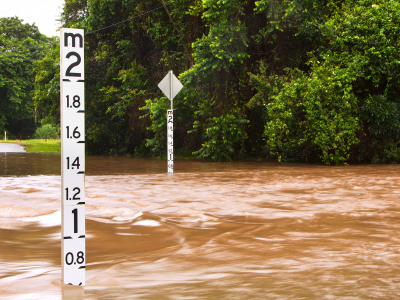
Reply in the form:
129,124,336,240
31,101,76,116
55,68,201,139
32,0,400,164
0,17,50,138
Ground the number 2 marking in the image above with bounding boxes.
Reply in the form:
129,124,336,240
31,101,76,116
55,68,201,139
65,52,81,77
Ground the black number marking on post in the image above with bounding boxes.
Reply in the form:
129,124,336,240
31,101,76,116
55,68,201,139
66,252,74,265
73,127,81,139
66,157,81,169
65,251,85,265
65,52,81,77
72,208,78,233
65,187,81,200
66,126,81,139
73,187,80,199
77,251,85,264
66,95,81,108
73,96,80,108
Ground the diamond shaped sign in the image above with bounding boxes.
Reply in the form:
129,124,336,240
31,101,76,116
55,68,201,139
158,71,183,101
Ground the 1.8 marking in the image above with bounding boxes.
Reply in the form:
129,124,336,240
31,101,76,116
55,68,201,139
66,95,81,108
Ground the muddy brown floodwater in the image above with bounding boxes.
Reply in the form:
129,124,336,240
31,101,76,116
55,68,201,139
1,153,400,299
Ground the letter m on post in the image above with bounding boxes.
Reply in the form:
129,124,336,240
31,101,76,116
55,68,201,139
64,33,83,48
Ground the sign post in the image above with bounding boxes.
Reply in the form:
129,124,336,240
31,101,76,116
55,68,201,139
167,109,173,173
60,28,86,286
158,71,183,173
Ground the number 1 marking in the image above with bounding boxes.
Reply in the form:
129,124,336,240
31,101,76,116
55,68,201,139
72,208,78,233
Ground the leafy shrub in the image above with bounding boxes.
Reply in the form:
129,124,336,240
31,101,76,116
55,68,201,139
33,124,59,139
193,110,249,162
361,95,400,163
140,97,170,156
249,0,400,164
262,62,360,165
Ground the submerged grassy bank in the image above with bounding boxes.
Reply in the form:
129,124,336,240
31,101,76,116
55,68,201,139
0,139,60,152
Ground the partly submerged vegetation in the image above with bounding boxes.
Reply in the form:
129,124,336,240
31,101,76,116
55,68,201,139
0,139,60,152
2,0,400,164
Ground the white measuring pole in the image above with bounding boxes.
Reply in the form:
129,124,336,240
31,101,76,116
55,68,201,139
168,71,173,173
167,108,173,173
60,28,86,286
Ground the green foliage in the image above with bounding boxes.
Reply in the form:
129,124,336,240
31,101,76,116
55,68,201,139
28,0,400,164
0,17,50,137
183,0,248,82
249,0,400,164
140,97,170,156
33,124,60,139
32,40,60,125
262,63,360,165
87,61,149,155
194,111,249,162
361,94,400,163
61,0,88,26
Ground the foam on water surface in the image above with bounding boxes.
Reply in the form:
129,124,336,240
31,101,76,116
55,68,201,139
19,211,61,227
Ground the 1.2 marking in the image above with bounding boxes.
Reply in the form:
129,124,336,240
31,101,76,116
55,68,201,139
65,187,81,200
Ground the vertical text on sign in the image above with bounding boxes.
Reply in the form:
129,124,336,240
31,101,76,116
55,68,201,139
167,110,173,173
60,28,85,286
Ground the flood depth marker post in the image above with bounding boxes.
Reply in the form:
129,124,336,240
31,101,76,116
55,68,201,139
158,71,183,173
60,28,86,286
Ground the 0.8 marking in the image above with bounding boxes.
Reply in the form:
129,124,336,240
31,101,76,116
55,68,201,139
65,251,84,265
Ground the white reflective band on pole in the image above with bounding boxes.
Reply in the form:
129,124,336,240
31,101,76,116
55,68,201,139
60,28,86,286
